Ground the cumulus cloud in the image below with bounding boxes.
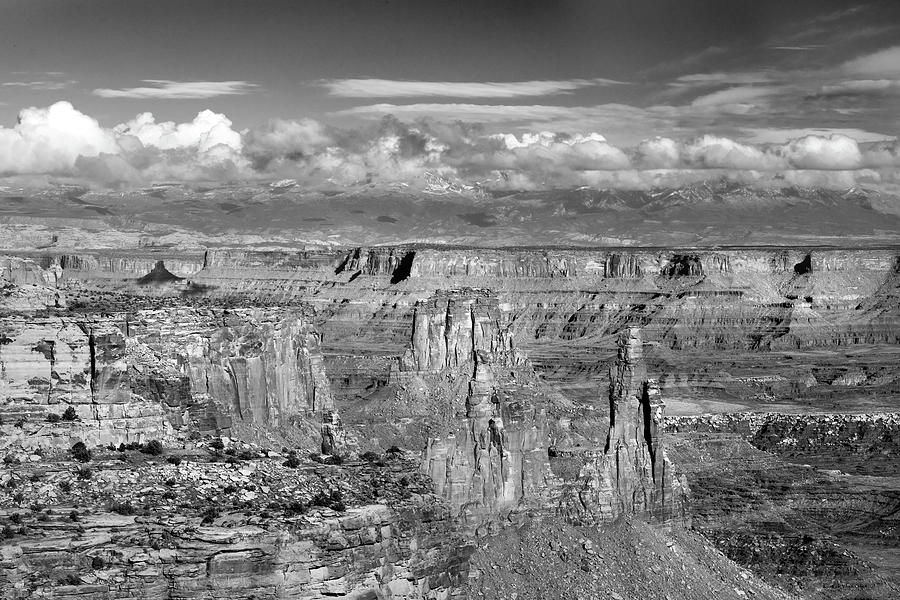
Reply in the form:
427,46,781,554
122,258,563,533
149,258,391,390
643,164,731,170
114,111,243,151
93,80,258,99
0,101,117,174
781,134,862,170
321,78,624,98
0,101,897,191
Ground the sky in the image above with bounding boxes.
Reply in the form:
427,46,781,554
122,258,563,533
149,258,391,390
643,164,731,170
1,0,900,190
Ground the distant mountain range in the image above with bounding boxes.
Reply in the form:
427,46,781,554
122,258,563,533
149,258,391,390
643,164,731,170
1,180,898,249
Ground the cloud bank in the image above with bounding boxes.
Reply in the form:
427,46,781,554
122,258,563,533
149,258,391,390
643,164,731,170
0,101,898,192
93,80,258,99
321,78,624,98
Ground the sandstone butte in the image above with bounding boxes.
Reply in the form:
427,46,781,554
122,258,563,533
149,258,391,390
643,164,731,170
0,243,898,600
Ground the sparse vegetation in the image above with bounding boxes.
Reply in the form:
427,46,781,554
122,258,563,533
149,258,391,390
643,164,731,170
76,466,93,480
200,507,219,524
141,439,164,456
46,413,61,423
109,501,135,516
166,455,182,466
71,441,91,462
61,406,78,421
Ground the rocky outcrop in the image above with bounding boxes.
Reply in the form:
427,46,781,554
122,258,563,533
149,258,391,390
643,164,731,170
562,328,684,524
0,309,339,451
411,295,548,530
0,447,473,600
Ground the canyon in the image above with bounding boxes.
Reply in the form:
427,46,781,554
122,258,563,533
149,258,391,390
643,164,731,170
1,229,899,598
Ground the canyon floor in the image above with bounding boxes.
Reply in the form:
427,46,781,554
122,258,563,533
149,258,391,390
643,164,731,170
1,189,899,599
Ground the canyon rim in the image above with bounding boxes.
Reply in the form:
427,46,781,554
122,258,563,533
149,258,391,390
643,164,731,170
2,1,900,599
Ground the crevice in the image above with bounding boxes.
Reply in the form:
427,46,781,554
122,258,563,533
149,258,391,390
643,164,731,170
794,253,812,275
389,251,415,284
640,382,657,484
87,330,96,400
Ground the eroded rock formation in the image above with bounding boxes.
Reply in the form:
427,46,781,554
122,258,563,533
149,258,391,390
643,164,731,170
562,328,684,524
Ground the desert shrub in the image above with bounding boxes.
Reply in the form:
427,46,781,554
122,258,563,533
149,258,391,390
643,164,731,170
3,454,18,465
1,525,14,539
141,440,164,456
69,510,79,522
283,455,301,468
361,451,380,462
386,445,403,454
12,491,24,504
59,574,81,586
117,443,127,452
284,501,306,516
225,456,238,465
164,478,177,487
223,484,237,495
70,442,91,463
59,481,72,493
61,406,78,421
324,454,344,465
46,413,61,423
166,456,182,466
210,439,224,451
75,466,92,480
238,450,256,461
310,489,345,511
109,501,134,515
9,513,22,525
37,513,49,522
91,556,105,570
399,476,409,487
224,447,236,456
200,507,219,525
162,490,177,500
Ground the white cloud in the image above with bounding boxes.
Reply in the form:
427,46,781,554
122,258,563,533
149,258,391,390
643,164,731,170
0,101,896,192
842,46,900,77
690,86,779,107
683,135,782,170
0,101,117,174
321,78,624,98
741,128,896,144
781,134,862,170
819,79,900,96
335,103,584,121
1,80,73,91
636,137,681,168
114,110,243,152
674,72,773,85
93,80,258,99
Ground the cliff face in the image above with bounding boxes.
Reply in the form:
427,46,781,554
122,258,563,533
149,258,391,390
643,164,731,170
0,308,337,451
560,328,684,524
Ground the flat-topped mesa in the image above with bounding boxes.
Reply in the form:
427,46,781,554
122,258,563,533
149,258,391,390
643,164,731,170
564,327,682,524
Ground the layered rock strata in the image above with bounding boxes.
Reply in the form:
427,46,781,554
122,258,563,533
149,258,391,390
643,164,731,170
561,328,684,524
0,308,338,450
